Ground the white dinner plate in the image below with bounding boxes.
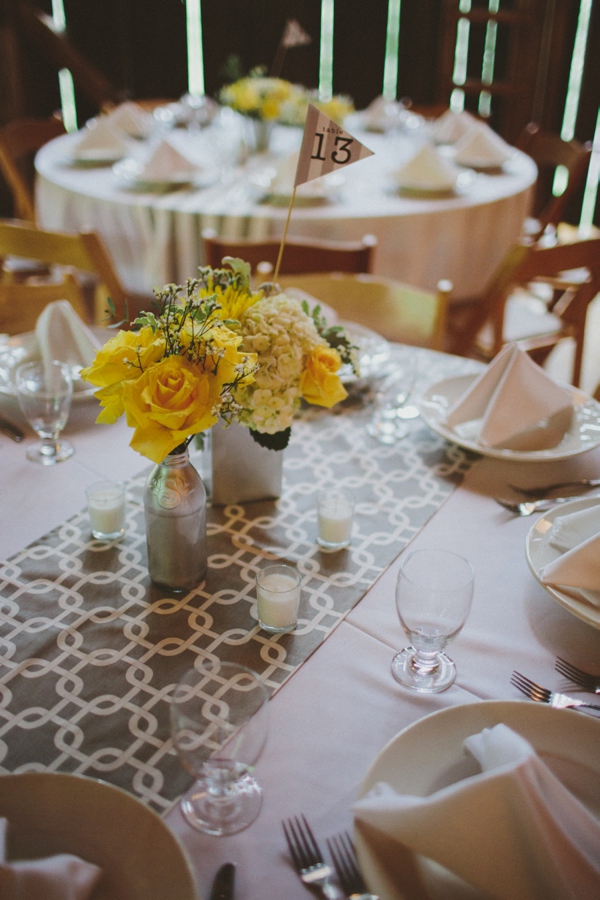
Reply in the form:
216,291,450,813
70,149,127,166
0,772,197,900
419,373,600,461
354,700,600,900
0,332,98,402
526,495,600,629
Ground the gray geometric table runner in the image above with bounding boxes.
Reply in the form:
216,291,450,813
0,350,480,811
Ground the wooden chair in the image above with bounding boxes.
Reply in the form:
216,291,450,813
0,116,66,223
448,237,600,388
0,218,153,326
0,272,87,335
202,231,377,277
517,123,592,239
275,273,451,351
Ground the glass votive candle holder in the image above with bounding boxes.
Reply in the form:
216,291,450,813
86,481,126,540
256,564,301,634
317,489,354,550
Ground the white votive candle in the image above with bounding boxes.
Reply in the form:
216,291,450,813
256,564,301,634
317,489,354,550
86,481,126,540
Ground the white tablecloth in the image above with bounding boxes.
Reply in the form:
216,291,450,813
35,117,536,301
1,344,599,899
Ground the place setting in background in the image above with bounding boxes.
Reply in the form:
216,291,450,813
258,150,346,207
390,142,473,198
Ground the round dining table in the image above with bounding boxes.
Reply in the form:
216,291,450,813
0,335,599,899
34,111,537,302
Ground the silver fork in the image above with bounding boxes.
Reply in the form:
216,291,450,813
283,816,345,899
326,832,379,900
494,497,575,516
510,671,600,712
555,656,600,694
509,478,600,498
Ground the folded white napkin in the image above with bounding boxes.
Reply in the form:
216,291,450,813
454,122,513,168
0,817,102,900
540,505,600,602
36,301,101,373
73,119,133,160
393,143,459,191
430,109,477,144
444,344,573,449
138,138,198,182
104,101,152,139
362,96,402,131
353,723,600,900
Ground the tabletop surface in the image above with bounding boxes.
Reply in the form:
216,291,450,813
1,340,599,899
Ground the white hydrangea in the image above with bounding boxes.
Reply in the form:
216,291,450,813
235,293,322,434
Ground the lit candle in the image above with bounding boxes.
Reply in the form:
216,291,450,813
86,481,126,540
256,564,301,633
318,489,354,550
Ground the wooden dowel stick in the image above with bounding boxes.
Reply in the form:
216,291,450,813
273,185,297,281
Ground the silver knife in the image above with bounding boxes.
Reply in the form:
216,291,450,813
209,862,235,900
0,416,24,442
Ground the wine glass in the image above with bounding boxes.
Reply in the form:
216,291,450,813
15,360,74,465
392,548,474,693
170,661,269,835
366,355,416,444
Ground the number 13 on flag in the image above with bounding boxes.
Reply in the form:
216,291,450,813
294,104,374,187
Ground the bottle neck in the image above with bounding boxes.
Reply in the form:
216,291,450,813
163,447,190,467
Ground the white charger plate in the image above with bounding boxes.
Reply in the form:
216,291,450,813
526,495,600,629
0,772,196,900
354,700,600,900
419,373,600,461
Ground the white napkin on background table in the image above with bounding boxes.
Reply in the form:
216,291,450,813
0,818,102,900
362,95,403,131
444,344,573,449
104,101,152,139
36,301,101,372
540,504,600,602
73,119,133,160
138,138,198,182
430,109,477,144
454,123,513,168
393,143,459,191
353,723,600,900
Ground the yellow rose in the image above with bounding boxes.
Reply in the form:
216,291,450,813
81,327,165,389
122,355,221,462
205,325,257,387
300,345,347,408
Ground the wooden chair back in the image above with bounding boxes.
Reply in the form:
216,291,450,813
0,273,88,335
202,231,377,276
0,116,66,222
275,273,451,351
517,124,592,237
0,219,130,324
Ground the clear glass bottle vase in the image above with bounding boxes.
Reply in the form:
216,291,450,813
143,445,207,592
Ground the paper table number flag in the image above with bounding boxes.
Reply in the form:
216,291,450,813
282,19,312,47
295,105,374,187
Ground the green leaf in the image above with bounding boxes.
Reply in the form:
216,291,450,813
222,256,251,287
250,427,291,451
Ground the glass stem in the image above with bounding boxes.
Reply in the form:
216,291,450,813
411,648,440,675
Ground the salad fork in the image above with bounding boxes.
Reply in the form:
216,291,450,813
494,497,575,516
509,478,600,498
510,671,600,712
326,831,379,900
555,657,600,694
283,815,345,899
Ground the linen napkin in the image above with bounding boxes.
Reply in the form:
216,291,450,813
36,301,101,376
72,119,133,161
362,95,403,132
540,504,600,604
0,817,102,899
443,344,573,449
453,122,513,168
429,109,477,144
353,723,600,900
137,138,198,182
104,101,152,139
393,144,459,192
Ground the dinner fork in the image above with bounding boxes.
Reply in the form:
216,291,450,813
510,671,600,712
494,497,575,516
283,816,345,899
326,832,379,900
509,478,600,498
555,656,600,694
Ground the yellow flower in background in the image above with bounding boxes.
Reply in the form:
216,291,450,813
300,345,347,408
315,95,355,125
261,97,281,120
122,355,221,463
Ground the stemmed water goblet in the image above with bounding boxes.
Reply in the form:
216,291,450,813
392,548,474,693
366,352,417,444
15,360,74,465
170,661,269,836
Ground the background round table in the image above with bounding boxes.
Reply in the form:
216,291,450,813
35,113,536,301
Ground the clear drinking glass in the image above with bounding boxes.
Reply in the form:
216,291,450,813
170,661,269,836
15,360,74,465
366,357,416,444
392,549,474,693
